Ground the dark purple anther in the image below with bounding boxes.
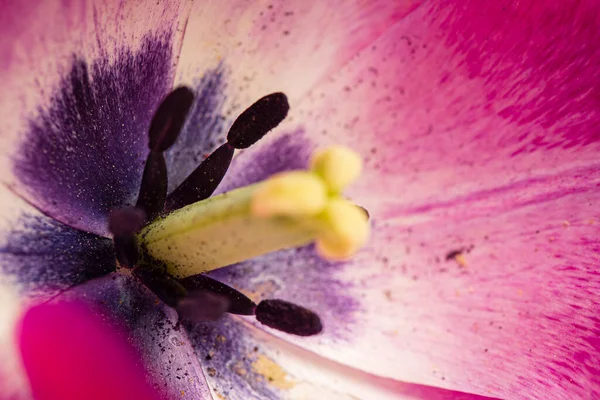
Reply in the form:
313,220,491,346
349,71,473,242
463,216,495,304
176,291,230,322
164,143,235,212
108,207,146,237
164,92,289,212
227,92,289,149
180,274,257,315
108,207,146,267
255,299,323,336
133,266,187,308
136,87,194,218
136,151,167,219
148,86,195,152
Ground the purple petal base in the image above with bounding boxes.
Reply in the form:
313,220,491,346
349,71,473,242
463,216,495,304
208,245,359,339
185,316,285,400
0,212,115,299
165,67,228,193
13,35,174,235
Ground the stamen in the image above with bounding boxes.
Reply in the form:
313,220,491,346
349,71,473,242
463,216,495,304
255,299,322,336
164,93,289,212
133,266,187,308
148,87,195,152
139,147,369,278
180,275,256,315
164,144,235,212
108,207,146,267
108,207,146,237
176,291,229,322
227,93,289,149
136,87,194,218
135,151,167,220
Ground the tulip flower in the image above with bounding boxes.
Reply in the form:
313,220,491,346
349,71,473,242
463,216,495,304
1,1,598,399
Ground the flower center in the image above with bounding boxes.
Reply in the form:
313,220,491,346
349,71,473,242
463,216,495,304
109,88,369,336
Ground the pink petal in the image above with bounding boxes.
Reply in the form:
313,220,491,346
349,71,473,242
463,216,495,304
19,301,163,400
0,283,29,399
244,0,600,218
214,1,600,398
168,0,421,189
184,315,495,400
174,0,420,112
212,167,600,399
0,0,189,235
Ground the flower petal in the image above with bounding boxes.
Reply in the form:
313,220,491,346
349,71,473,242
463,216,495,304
165,0,420,190
0,185,115,300
19,302,163,400
165,68,228,193
280,0,600,218
209,180,600,399
0,0,190,235
178,0,420,102
210,1,600,397
56,273,212,400
185,315,493,400
0,282,29,399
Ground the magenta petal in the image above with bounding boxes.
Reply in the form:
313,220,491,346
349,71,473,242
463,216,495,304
210,2,600,395
54,273,212,400
19,302,163,400
282,1,600,220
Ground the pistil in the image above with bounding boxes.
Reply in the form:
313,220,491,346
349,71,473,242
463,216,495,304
138,146,369,278
109,88,367,336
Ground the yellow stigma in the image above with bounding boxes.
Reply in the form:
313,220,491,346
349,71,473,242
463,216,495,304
315,198,370,260
139,146,369,278
310,146,362,193
251,171,327,217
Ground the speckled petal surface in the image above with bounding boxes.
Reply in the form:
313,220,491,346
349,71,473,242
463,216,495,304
0,185,115,301
0,0,190,235
212,156,600,400
286,0,600,219
211,1,600,399
166,0,420,190
57,273,212,400
185,315,495,400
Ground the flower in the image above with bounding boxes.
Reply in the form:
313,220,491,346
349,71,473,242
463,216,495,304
1,0,599,399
